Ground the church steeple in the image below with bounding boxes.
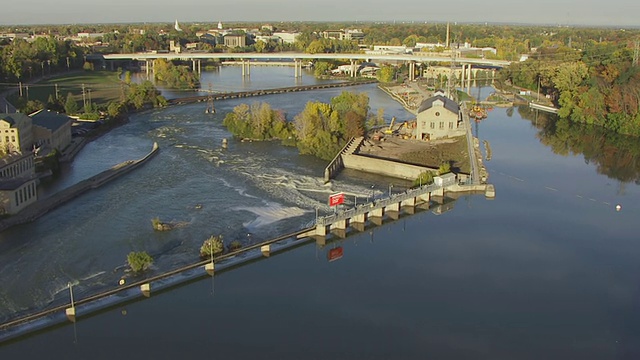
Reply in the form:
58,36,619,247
174,19,182,32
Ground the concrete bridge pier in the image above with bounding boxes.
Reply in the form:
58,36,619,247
191,59,201,75
294,59,303,78
241,60,251,77
352,222,366,232
352,213,366,224
386,202,400,220
408,61,416,81
461,64,466,87
316,224,328,236
387,210,400,220
145,60,151,79
401,197,416,207
333,219,348,230
417,191,430,203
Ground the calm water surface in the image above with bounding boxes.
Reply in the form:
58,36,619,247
1,70,639,358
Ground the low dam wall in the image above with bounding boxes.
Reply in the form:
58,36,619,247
0,142,159,233
168,80,378,106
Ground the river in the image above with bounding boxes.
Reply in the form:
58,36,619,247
0,70,639,358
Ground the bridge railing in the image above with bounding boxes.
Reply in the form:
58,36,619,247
316,183,441,226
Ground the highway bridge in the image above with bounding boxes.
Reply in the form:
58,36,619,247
103,52,511,68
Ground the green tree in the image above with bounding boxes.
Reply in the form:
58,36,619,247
377,65,396,83
314,61,331,77
127,251,153,273
200,235,224,257
438,163,451,175
413,171,434,187
64,92,79,114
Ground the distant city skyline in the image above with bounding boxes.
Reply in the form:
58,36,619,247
0,0,638,27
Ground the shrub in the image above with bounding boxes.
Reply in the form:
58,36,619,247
229,240,242,251
438,163,451,175
200,235,224,258
127,251,153,273
413,171,434,187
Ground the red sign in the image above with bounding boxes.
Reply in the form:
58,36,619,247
328,192,345,207
328,247,344,262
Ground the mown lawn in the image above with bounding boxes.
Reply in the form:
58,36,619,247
8,71,123,106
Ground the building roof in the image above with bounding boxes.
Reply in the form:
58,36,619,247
0,113,32,126
417,95,459,114
30,110,71,132
0,151,32,169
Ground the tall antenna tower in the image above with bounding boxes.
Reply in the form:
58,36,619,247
633,40,639,66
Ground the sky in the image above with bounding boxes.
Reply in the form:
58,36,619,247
0,0,638,27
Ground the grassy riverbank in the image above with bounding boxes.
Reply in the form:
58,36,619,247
7,70,123,106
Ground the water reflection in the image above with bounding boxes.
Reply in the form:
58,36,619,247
519,106,640,184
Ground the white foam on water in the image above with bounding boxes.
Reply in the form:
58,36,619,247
235,202,309,230
219,178,260,199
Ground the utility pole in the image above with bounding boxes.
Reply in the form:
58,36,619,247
81,83,86,109
55,83,59,100
87,89,92,110
447,47,457,101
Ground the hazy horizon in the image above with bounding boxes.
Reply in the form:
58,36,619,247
0,0,638,27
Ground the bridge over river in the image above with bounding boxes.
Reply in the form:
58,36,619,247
103,52,511,81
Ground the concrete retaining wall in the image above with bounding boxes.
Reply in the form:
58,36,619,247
324,137,364,183
342,153,437,180
0,142,159,233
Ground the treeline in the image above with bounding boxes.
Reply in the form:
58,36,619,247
501,43,640,135
223,102,294,143
14,79,166,120
6,22,639,61
0,36,85,82
223,91,383,160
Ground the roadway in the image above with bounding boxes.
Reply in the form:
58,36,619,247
461,103,480,184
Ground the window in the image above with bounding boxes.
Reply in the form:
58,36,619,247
435,111,440,116
11,136,15,142
449,122,454,129
430,122,435,129
15,192,19,206
439,122,444,129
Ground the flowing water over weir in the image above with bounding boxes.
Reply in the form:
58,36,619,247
0,70,415,328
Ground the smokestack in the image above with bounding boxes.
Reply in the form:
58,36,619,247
446,22,450,48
